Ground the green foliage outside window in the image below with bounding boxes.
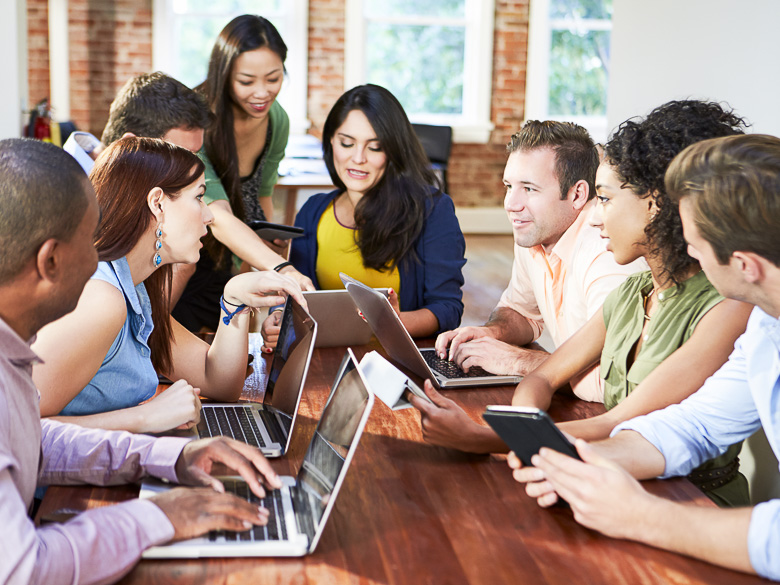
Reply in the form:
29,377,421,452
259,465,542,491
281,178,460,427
365,23,465,115
548,0,612,117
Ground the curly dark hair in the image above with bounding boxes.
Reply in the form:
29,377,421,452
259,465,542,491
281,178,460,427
604,100,747,285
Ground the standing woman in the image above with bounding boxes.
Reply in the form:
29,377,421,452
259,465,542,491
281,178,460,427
172,14,314,332
265,84,466,343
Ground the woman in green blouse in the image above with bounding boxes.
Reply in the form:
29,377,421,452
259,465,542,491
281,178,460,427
411,101,752,506
507,101,752,505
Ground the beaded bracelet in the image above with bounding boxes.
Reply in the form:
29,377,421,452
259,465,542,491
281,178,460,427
219,295,247,325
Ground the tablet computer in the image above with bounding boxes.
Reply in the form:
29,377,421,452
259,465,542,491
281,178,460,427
482,405,580,466
248,220,304,241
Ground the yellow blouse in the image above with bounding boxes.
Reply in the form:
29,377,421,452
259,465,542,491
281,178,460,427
315,201,401,292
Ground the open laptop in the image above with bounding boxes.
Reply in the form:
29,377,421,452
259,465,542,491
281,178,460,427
341,273,522,388
303,288,387,348
140,349,374,558
190,296,317,457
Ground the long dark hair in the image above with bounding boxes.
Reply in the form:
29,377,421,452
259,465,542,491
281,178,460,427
604,100,746,285
322,84,437,271
90,136,205,374
199,14,286,216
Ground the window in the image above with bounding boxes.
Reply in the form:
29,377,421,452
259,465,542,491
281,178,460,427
344,0,495,143
151,0,309,133
526,0,612,142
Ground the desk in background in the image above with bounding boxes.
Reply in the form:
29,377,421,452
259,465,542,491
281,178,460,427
276,135,333,225
37,336,764,585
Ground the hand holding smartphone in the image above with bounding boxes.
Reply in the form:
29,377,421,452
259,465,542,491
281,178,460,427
482,405,580,466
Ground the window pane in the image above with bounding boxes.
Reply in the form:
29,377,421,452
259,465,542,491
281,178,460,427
548,28,610,117
173,14,285,89
172,0,280,14
365,23,465,115
364,0,465,19
549,0,612,20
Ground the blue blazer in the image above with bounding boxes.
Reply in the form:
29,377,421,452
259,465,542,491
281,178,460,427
290,189,466,333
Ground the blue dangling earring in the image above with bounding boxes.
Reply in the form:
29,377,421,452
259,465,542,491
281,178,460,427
152,224,163,267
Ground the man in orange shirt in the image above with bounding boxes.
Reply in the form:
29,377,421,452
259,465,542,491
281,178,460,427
415,121,642,452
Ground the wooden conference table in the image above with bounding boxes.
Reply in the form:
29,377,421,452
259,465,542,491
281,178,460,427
38,336,767,585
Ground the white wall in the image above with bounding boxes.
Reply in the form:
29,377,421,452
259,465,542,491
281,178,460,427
608,0,780,136
0,0,27,139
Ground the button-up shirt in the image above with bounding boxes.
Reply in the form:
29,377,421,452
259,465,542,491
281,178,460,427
615,306,780,580
0,316,187,585
497,202,646,401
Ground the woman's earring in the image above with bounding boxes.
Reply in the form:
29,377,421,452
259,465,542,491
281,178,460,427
152,224,163,267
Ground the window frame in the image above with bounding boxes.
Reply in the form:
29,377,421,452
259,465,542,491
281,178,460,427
343,0,495,144
526,0,611,143
151,0,310,134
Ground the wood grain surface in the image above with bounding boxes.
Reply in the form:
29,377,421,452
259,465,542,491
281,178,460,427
37,336,767,585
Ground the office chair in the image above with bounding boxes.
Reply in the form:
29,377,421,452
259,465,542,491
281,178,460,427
411,123,453,194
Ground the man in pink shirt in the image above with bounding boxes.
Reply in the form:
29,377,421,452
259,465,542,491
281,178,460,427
415,121,642,452
0,139,282,585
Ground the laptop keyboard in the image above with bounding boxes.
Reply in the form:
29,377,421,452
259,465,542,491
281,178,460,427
208,479,288,542
422,351,493,379
197,406,268,448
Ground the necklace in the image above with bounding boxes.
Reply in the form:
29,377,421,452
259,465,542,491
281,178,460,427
643,288,655,321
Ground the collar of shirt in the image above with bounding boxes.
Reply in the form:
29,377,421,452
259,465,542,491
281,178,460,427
0,315,40,368
527,200,593,268
108,257,154,344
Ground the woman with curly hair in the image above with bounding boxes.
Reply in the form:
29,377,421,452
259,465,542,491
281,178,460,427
410,100,752,506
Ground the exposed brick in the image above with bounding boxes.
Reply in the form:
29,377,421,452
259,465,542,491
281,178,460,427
27,0,527,206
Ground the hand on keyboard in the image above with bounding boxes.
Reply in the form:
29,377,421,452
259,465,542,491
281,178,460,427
149,486,270,543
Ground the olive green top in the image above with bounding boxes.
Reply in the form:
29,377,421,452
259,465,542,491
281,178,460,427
601,270,722,410
199,99,289,206
600,270,747,507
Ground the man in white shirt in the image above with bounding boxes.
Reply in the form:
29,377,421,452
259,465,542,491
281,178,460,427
512,133,780,581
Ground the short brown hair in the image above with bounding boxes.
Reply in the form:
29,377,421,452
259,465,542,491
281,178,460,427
665,134,780,267
507,120,598,200
101,72,211,145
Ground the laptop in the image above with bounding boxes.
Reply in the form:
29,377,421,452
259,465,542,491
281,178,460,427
340,273,522,388
190,296,317,457
140,349,375,558
303,288,387,348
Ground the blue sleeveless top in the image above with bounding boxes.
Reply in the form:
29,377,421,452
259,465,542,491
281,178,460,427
60,257,159,415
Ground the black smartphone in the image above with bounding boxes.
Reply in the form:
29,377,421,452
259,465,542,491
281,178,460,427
248,220,304,241
482,405,581,466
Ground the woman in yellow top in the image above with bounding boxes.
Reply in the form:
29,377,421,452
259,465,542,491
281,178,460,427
264,85,466,347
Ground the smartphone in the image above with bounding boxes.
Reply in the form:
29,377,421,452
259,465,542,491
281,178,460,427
248,220,304,241
482,405,581,466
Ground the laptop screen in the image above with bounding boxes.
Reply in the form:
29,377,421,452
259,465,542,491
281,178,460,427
263,297,316,417
295,353,372,543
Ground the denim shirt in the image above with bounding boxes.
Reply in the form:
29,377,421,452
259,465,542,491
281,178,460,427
614,306,780,579
60,257,158,416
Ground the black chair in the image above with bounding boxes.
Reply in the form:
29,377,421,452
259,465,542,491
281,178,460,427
411,123,453,194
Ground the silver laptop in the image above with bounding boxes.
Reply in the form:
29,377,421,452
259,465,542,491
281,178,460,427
140,349,374,558
341,273,522,388
191,296,317,457
304,288,387,348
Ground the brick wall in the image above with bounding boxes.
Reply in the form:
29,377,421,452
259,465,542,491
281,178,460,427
26,0,528,206
27,0,50,121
